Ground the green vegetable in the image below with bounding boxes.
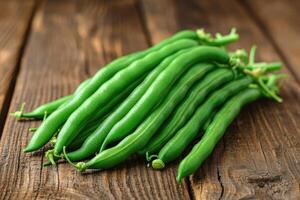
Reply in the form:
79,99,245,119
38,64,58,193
49,39,199,157
67,112,109,151
24,39,198,153
64,50,190,161
99,46,229,152
176,87,262,183
176,73,285,182
100,63,216,151
65,63,217,170
139,68,236,156
45,76,145,164
11,28,285,184
12,78,90,119
151,76,253,169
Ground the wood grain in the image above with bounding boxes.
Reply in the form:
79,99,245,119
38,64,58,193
0,0,300,199
140,0,300,199
0,0,189,199
242,0,300,82
0,0,36,134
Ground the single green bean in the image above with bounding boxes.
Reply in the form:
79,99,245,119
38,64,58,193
139,68,235,155
12,79,91,119
176,88,262,183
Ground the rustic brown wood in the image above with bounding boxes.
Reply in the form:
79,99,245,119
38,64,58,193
140,0,300,199
0,0,190,199
242,0,300,82
1,0,300,199
0,0,36,133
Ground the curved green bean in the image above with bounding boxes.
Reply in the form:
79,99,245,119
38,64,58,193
176,87,262,183
12,78,91,119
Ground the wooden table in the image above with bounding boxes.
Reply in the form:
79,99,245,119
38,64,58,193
0,0,299,199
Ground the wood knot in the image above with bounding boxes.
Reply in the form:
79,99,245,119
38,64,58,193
247,172,282,187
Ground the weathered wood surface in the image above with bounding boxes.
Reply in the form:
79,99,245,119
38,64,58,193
0,0,189,199
141,0,300,199
243,0,300,82
0,0,36,133
0,0,300,199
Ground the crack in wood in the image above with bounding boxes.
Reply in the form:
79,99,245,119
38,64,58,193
185,177,195,200
217,139,226,200
217,166,224,200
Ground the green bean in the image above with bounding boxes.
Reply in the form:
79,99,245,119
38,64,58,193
67,118,105,151
67,63,220,171
46,117,106,165
65,50,189,161
176,87,262,183
99,46,229,152
45,76,144,164
202,111,217,131
139,68,235,156
16,30,201,120
87,75,145,124
101,63,216,151
151,76,253,169
12,79,91,119
24,39,198,153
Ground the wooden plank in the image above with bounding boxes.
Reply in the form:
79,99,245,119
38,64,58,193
0,0,190,199
242,0,300,82
0,0,35,132
141,0,300,199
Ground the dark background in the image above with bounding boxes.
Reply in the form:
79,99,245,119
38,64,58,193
0,0,299,199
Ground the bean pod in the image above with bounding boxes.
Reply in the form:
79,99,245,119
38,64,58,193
176,87,262,183
13,78,90,119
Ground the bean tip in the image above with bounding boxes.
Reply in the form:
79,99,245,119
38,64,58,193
151,159,165,170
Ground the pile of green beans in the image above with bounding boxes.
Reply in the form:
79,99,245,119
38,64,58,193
12,28,286,183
